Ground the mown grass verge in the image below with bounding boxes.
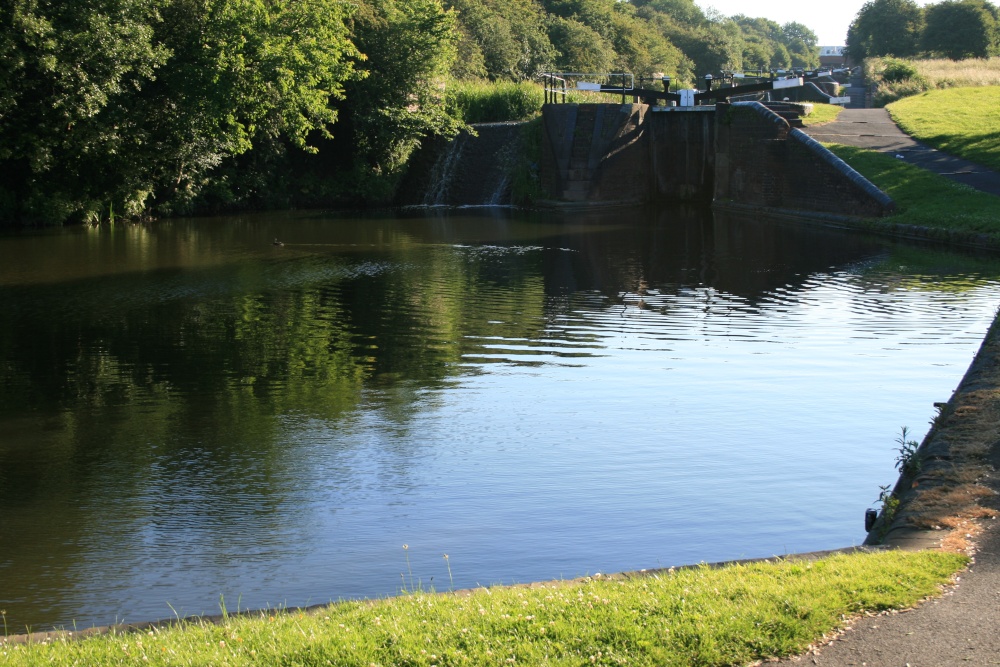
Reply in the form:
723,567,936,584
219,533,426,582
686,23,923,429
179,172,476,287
887,87,1000,173
800,103,844,126
1,550,966,666
827,144,1000,242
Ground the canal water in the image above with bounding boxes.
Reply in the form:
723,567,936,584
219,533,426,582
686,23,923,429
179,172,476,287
2,206,999,632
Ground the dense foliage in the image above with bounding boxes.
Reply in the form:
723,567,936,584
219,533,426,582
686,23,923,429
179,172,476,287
848,0,1000,61
1,0,824,226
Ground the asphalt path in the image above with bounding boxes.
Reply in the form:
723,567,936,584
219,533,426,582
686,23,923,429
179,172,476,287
801,108,1000,197
780,109,1000,665
777,494,1000,667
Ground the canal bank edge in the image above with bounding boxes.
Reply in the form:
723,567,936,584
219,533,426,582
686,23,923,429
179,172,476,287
3,236,999,649
863,305,1000,551
4,306,999,646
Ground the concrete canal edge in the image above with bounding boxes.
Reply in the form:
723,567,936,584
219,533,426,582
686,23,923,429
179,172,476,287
863,307,1000,552
0,546,893,648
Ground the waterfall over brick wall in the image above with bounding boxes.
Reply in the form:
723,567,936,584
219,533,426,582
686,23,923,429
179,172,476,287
397,122,523,207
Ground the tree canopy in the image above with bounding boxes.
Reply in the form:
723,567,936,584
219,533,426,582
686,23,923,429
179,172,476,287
1,0,832,226
922,0,1000,59
847,0,1000,61
847,0,924,61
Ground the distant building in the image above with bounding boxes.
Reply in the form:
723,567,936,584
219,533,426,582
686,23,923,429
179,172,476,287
819,45,848,68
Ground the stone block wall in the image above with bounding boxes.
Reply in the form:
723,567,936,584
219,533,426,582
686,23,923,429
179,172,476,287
714,102,894,217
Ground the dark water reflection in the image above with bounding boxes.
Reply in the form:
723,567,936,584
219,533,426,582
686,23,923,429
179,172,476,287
2,206,999,631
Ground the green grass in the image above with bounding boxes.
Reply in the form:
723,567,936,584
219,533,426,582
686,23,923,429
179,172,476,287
888,87,1000,173
827,143,1000,240
1,550,966,666
800,103,844,126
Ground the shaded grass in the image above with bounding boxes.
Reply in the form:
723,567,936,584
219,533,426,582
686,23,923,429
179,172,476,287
1,550,966,666
887,87,1000,173
827,143,1000,240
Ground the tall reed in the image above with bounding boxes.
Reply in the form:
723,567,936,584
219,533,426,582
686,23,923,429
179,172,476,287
444,80,545,123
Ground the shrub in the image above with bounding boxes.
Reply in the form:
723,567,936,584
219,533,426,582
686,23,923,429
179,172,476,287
874,78,931,105
881,57,921,82
866,56,931,105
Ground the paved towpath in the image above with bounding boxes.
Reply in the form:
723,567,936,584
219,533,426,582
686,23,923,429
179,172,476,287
773,121,1000,662
777,514,1000,666
801,108,1000,197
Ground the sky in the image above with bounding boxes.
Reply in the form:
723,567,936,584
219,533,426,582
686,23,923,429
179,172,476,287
694,0,931,47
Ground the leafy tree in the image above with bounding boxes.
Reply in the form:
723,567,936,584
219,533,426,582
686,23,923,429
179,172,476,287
546,14,617,72
733,15,789,70
0,0,169,223
780,21,820,69
665,18,745,75
446,0,555,80
847,0,924,61
328,0,462,201
0,0,361,224
608,6,688,76
631,0,706,26
542,0,618,38
139,0,360,215
922,0,1000,59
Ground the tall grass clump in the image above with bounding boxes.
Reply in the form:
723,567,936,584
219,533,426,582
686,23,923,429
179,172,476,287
445,79,544,123
866,57,931,106
866,55,1000,106
0,550,967,667
912,55,1000,88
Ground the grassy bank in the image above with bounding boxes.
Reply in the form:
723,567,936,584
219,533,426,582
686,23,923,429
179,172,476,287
800,103,843,126
1,550,966,666
807,86,1000,241
828,144,1000,240
887,87,1000,173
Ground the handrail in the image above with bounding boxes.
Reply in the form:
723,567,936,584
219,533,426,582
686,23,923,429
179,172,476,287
539,72,634,104
540,68,843,107
540,73,568,104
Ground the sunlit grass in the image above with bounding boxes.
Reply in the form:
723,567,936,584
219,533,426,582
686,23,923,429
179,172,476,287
827,143,1000,239
1,550,966,667
887,87,1000,172
912,56,1000,88
800,103,844,126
